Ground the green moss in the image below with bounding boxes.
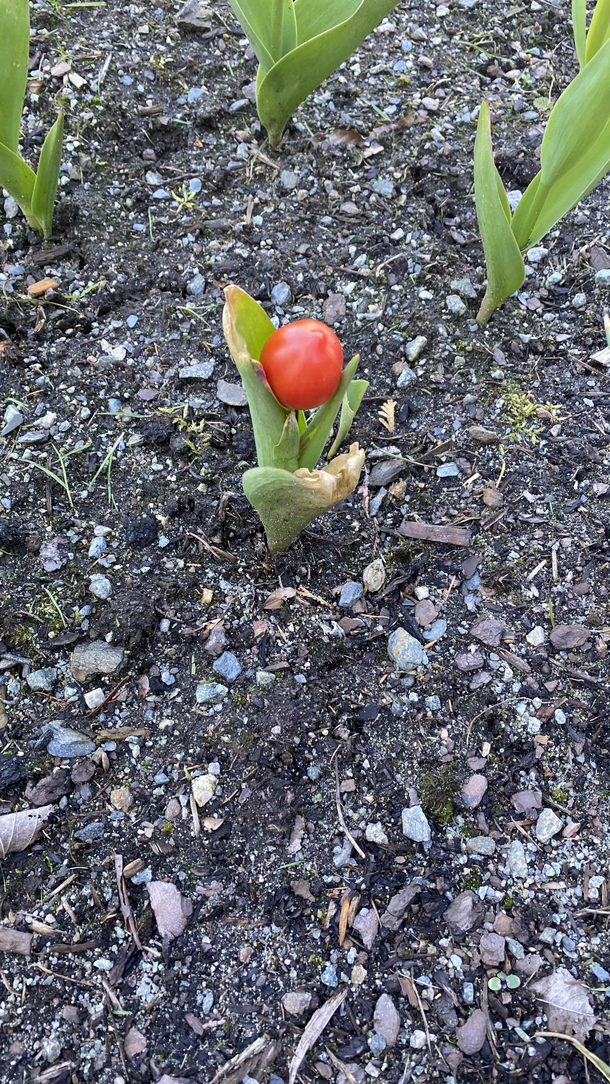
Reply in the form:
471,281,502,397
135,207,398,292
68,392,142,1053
421,765,459,824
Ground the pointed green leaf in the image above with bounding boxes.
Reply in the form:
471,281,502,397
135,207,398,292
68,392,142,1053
293,0,361,43
272,411,301,472
510,171,543,250
586,0,610,61
222,285,290,467
540,36,610,189
243,444,365,554
31,112,64,239
0,140,37,229
227,0,296,71
573,0,587,68
298,354,360,469
327,378,368,458
474,102,525,324
256,0,399,145
0,0,28,154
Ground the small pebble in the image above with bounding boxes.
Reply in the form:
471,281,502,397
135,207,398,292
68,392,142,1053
212,652,242,683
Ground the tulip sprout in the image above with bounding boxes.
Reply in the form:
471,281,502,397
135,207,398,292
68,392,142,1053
475,0,610,323
227,0,399,146
0,0,64,237
222,286,368,555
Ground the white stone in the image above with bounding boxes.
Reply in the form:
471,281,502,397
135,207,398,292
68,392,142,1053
526,625,546,647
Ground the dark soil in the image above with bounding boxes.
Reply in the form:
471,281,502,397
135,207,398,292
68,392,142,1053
0,1,609,1083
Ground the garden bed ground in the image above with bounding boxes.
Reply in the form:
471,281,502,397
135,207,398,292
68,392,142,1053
0,0,610,1082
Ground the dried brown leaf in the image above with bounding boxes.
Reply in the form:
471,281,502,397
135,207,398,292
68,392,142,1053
0,804,53,859
378,399,396,433
263,586,297,610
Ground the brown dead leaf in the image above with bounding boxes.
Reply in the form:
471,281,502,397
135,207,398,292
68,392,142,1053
263,586,297,610
399,520,472,547
27,278,58,297
339,895,351,946
291,878,315,902
0,804,53,859
287,814,305,854
531,968,595,1041
378,399,396,434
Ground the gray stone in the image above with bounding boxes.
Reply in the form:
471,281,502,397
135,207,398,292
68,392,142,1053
88,535,106,559
405,335,427,362
573,292,587,309
365,822,389,846
89,574,112,600
179,361,214,381
212,652,242,682
187,273,206,297
595,269,610,286
535,807,562,843
339,581,363,607
353,907,379,950
368,1033,386,1056
17,429,48,445
466,835,496,856
456,1009,489,1055
461,774,488,809
526,625,546,647
256,670,275,687
108,398,122,414
320,963,338,987
446,294,467,316
2,405,24,437
388,628,426,670
74,820,106,842
47,727,96,758
280,170,299,191
468,425,500,445
507,937,524,960
216,379,247,407
424,694,441,712
373,993,400,1046
397,366,417,389
195,682,228,704
27,667,58,693
437,462,460,478
368,459,406,487
372,178,394,198
423,618,447,641
363,558,385,593
445,890,484,937
322,293,346,325
480,931,505,967
270,281,291,307
401,805,431,844
176,0,213,27
71,642,124,682
508,839,528,878
450,277,478,299
229,98,249,112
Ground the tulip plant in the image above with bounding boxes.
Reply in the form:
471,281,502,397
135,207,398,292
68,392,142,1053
474,0,610,324
0,0,64,237
227,0,398,146
222,286,368,555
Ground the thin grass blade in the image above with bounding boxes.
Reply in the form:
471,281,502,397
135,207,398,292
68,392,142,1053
0,141,37,229
0,0,29,153
474,101,525,323
31,112,64,239
586,0,610,61
256,0,398,145
572,0,587,67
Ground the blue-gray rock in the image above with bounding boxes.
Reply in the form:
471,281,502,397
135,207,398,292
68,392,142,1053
450,277,478,299
75,821,106,842
176,0,213,26
425,694,441,712
196,682,228,705
71,641,124,682
508,839,528,878
595,269,610,286
270,281,291,307
213,652,242,682
339,581,363,607
187,273,206,297
368,1033,387,1055
127,314,138,328
307,765,321,781
179,361,214,381
108,398,122,414
535,807,562,843
591,963,610,982
388,628,426,670
229,98,249,112
401,805,431,844
466,835,496,856
446,294,467,316
27,667,58,693
436,462,460,478
507,937,524,959
372,178,394,198
397,366,417,389
47,727,96,758
405,335,427,362
90,574,112,600
423,618,447,641
280,170,299,190
2,404,24,436
88,535,106,559
216,379,247,407
320,964,338,987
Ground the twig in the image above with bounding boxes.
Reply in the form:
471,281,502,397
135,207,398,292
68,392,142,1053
114,853,143,951
186,530,236,563
334,760,365,859
84,676,129,717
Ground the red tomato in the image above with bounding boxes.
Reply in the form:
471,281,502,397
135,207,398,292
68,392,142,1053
259,319,343,410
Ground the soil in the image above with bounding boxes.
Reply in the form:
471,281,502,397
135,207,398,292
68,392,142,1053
0,1,610,1083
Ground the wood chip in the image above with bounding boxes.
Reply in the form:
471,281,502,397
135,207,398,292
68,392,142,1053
0,927,33,955
288,987,348,1084
27,278,59,297
399,520,472,546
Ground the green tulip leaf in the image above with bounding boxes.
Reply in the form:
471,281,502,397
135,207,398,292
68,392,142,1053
256,0,398,145
327,378,368,458
0,139,37,230
273,410,301,472
222,285,290,468
474,101,525,324
0,0,29,154
31,111,64,239
573,0,587,68
586,0,610,62
298,354,360,470
540,36,610,190
243,443,365,554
